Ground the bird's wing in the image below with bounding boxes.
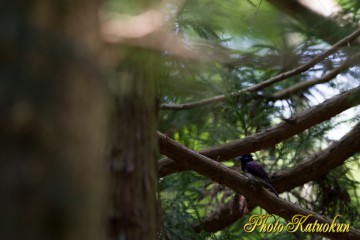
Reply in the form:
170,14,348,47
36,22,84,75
243,161,271,183
244,161,279,197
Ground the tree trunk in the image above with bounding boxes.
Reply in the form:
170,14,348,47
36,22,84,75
0,1,107,240
108,50,158,239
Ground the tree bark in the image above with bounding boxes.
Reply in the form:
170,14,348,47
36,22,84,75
0,1,107,240
107,49,158,239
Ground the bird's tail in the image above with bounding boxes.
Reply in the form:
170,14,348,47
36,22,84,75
265,180,279,197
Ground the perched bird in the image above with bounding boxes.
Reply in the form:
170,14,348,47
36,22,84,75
237,154,279,197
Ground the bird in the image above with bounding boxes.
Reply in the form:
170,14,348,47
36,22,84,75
237,154,279,197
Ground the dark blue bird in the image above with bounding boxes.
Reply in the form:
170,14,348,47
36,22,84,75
238,154,279,197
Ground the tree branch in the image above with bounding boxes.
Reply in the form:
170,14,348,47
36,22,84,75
270,52,360,100
158,132,360,239
160,28,360,110
158,86,360,177
193,194,253,233
267,0,360,45
193,122,360,233
272,122,360,192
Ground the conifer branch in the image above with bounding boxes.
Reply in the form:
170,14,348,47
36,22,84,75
272,122,360,192
193,122,360,233
269,52,360,100
158,131,360,239
267,0,360,45
159,86,360,177
160,28,360,110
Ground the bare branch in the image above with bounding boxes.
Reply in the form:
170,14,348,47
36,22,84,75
158,132,360,239
270,52,360,100
193,122,360,233
158,86,360,177
160,28,360,110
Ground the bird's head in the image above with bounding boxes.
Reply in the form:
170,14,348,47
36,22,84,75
238,154,253,164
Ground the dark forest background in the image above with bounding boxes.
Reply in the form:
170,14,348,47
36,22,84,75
1,0,360,239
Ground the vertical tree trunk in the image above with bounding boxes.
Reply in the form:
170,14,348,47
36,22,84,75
0,1,107,240
108,50,158,239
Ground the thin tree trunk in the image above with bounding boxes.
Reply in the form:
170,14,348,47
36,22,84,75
108,50,158,239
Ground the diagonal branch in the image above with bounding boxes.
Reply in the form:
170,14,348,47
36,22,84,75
272,122,360,192
194,122,360,233
158,86,360,177
160,28,360,110
270,52,360,101
158,132,360,239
